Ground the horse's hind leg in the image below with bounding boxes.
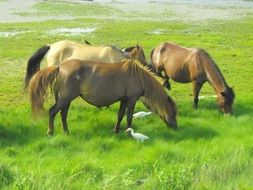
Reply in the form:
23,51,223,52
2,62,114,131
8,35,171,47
60,103,71,135
48,99,71,135
126,98,137,129
114,100,127,134
192,81,204,109
48,103,62,135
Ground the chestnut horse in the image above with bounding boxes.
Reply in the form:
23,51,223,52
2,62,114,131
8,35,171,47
24,40,147,89
150,42,235,115
28,59,177,135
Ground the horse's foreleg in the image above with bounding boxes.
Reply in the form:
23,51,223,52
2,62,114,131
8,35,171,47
60,103,71,135
158,69,171,90
48,103,62,136
52,84,59,102
126,98,137,130
192,81,204,109
163,73,171,90
114,100,127,134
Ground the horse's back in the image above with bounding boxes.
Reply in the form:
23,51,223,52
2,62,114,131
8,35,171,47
46,40,87,66
153,42,203,82
46,40,127,66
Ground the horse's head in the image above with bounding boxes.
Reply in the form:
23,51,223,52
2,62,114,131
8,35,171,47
123,45,148,67
217,87,235,115
161,96,177,130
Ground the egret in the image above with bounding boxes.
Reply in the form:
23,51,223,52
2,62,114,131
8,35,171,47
133,111,152,119
125,128,149,142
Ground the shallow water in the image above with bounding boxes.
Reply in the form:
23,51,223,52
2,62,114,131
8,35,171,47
0,31,29,37
49,27,96,36
0,0,252,23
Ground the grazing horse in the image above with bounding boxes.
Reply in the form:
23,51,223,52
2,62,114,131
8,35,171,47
28,59,177,135
150,42,235,115
24,40,147,89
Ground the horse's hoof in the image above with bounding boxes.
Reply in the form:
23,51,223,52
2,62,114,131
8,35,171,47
114,130,120,134
163,82,171,90
192,103,198,109
114,127,120,134
64,131,70,136
47,132,53,137
47,130,54,136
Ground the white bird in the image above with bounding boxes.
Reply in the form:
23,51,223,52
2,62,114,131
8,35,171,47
125,128,149,142
133,111,152,119
199,95,217,99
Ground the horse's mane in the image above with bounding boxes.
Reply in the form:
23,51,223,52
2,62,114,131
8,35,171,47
122,60,176,117
123,46,135,52
105,45,129,57
198,48,235,103
198,49,226,85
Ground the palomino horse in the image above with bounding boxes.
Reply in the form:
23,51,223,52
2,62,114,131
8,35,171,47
28,59,177,135
24,40,147,89
150,42,235,115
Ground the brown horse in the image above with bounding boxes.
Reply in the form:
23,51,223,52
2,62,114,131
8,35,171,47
150,42,235,115
24,40,147,89
28,59,177,135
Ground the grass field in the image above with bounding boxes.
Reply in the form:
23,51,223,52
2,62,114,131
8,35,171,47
1,1,253,189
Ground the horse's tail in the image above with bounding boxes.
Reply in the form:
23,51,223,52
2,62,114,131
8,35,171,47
24,45,51,90
28,66,59,117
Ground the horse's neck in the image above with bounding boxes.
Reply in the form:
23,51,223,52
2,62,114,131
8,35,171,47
204,62,228,94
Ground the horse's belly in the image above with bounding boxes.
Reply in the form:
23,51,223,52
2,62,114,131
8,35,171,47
80,93,120,107
79,82,124,107
167,69,192,83
171,75,191,83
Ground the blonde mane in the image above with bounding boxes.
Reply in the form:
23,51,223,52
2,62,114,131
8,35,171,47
122,60,176,118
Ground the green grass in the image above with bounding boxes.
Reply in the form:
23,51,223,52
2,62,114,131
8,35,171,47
1,1,253,189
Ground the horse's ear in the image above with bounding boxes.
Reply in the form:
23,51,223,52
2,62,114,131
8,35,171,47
136,45,140,49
